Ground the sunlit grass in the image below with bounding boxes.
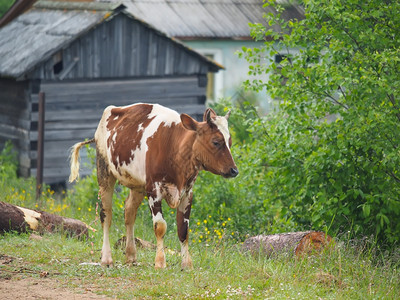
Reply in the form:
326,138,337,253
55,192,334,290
1,144,399,299
1,230,399,299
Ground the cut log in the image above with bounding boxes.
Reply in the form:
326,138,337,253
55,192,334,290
0,201,95,239
242,231,333,257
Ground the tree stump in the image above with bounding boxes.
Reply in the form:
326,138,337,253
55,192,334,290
0,201,95,238
242,231,333,257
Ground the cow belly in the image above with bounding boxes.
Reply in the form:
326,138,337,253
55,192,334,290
110,155,146,190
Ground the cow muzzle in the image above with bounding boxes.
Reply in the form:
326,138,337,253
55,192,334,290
223,167,239,178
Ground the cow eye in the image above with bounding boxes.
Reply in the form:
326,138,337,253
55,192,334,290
212,140,221,148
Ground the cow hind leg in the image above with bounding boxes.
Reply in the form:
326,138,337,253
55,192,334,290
97,151,116,267
124,189,144,264
148,190,167,269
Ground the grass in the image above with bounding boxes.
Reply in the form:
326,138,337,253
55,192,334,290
0,144,399,299
1,226,399,299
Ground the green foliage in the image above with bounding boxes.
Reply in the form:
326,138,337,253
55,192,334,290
0,141,18,179
0,142,39,209
192,101,300,240
234,0,400,243
0,0,14,18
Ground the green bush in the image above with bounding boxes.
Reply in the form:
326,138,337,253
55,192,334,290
233,0,400,244
0,0,14,18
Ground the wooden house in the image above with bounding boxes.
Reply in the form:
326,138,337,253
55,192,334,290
117,0,304,111
0,0,222,184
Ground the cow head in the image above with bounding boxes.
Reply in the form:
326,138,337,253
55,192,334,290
180,108,238,178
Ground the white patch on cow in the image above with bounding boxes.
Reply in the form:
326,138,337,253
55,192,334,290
95,105,114,159
180,239,190,266
212,116,231,149
152,212,165,224
148,104,181,127
148,196,154,210
137,123,144,132
178,193,191,214
154,182,162,199
113,115,119,121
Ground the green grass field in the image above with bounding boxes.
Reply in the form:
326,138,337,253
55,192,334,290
0,143,399,299
1,217,399,299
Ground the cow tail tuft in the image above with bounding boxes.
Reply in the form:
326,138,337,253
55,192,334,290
69,138,95,183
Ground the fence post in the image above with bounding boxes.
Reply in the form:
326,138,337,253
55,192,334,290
36,92,45,200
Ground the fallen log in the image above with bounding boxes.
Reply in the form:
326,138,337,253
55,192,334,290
0,201,95,239
242,231,333,257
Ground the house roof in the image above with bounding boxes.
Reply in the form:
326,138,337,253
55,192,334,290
0,0,223,79
110,0,305,39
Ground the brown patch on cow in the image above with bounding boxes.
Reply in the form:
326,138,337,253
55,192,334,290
177,199,192,243
145,122,196,191
96,147,111,187
99,203,106,225
154,220,167,239
106,104,154,170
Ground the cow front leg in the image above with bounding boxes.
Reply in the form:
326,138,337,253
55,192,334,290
148,190,167,269
125,189,144,264
177,193,193,270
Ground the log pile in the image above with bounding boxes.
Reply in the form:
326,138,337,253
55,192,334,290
0,201,94,238
242,231,333,257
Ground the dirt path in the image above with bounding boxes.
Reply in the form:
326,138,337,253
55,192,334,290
0,277,112,300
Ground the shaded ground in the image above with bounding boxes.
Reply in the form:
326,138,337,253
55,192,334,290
0,277,111,300
0,254,111,299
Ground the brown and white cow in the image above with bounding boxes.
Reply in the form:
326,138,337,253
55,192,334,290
69,103,238,269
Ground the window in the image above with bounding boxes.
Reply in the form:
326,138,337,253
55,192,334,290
53,52,63,75
205,54,215,100
196,49,223,101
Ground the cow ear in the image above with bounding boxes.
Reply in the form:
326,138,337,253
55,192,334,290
203,108,217,123
180,113,198,131
225,110,231,120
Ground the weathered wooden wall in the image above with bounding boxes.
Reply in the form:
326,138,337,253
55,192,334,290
32,13,210,81
29,76,206,183
0,79,32,177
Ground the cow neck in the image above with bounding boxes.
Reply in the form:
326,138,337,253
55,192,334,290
172,127,199,191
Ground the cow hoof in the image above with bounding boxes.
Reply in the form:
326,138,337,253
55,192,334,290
154,261,166,269
125,258,138,266
181,260,193,270
101,257,114,267
101,262,114,268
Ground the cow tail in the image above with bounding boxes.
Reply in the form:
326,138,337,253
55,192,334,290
69,138,95,183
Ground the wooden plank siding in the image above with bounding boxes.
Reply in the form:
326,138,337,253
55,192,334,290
29,76,206,183
32,13,210,81
0,79,32,177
